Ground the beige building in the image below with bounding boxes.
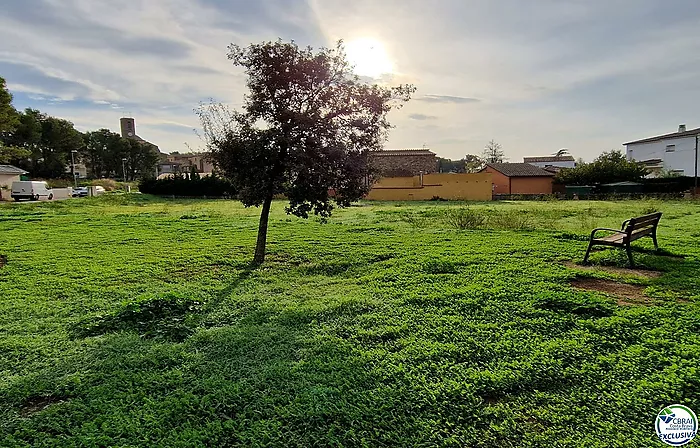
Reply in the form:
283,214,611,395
0,164,28,189
166,153,215,173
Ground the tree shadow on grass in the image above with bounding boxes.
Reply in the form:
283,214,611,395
2,295,443,447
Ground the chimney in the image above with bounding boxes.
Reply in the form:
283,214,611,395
679,124,687,133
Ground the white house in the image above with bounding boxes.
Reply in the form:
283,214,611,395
523,155,576,169
625,124,699,177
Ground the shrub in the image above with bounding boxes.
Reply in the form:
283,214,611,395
139,173,235,197
442,207,486,230
487,210,533,230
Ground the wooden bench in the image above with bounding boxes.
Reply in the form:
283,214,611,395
583,212,662,267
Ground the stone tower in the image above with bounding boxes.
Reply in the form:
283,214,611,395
120,117,136,138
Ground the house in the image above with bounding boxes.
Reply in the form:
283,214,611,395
523,155,575,169
64,163,88,179
0,164,28,189
624,124,699,177
369,148,438,177
166,153,214,174
480,163,555,195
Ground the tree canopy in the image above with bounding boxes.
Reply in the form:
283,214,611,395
554,150,648,185
483,140,505,163
0,76,30,163
198,40,414,264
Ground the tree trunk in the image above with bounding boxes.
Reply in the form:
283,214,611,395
253,193,274,265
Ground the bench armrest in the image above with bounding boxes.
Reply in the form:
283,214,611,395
621,219,631,230
590,228,627,239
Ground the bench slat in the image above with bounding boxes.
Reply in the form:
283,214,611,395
628,213,662,228
597,234,626,244
629,228,654,241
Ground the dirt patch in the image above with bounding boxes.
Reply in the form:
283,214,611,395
482,395,501,406
563,261,661,278
570,277,652,306
20,395,68,417
0,254,6,268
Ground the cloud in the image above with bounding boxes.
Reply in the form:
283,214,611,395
409,113,438,121
415,95,480,104
2,0,700,160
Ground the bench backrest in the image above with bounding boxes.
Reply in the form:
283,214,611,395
624,212,662,239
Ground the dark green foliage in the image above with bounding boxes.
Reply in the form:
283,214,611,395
139,173,235,197
0,77,28,164
555,150,649,185
437,157,467,173
70,293,203,341
6,109,84,178
83,129,159,180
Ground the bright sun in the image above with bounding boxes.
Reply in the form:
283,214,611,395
345,38,394,79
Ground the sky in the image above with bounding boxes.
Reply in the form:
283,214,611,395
1,0,700,161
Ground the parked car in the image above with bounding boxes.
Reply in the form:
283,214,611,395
72,186,106,197
11,181,53,201
72,187,88,197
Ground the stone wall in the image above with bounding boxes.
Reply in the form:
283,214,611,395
369,151,438,177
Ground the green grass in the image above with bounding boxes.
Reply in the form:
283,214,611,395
1,195,699,447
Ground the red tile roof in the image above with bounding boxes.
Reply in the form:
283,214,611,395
483,163,555,177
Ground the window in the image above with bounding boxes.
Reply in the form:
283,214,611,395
666,145,675,152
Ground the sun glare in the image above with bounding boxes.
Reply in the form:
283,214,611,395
345,38,394,79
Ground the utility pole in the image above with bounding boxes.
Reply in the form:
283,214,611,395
695,135,698,193
122,158,128,183
70,150,78,188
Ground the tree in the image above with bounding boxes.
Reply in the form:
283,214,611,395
0,77,30,163
555,150,648,185
83,129,124,178
437,157,465,173
464,154,485,173
553,148,570,157
483,139,505,163
124,139,159,181
8,109,83,177
198,40,414,264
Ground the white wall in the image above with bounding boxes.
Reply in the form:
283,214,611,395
626,135,698,176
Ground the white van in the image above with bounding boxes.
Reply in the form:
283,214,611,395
10,181,54,201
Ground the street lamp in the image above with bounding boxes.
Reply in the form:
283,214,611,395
122,158,128,183
695,135,698,194
70,150,78,188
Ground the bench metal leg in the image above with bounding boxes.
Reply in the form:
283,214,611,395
626,245,635,267
652,232,659,250
583,241,594,264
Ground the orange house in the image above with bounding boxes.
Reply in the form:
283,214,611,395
481,163,555,195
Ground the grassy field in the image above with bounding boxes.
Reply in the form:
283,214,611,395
1,196,699,447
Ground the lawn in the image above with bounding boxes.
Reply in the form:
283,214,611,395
1,196,699,447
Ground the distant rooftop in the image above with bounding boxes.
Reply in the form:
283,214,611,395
372,149,436,156
0,164,28,175
523,155,575,163
483,163,555,177
624,126,700,145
